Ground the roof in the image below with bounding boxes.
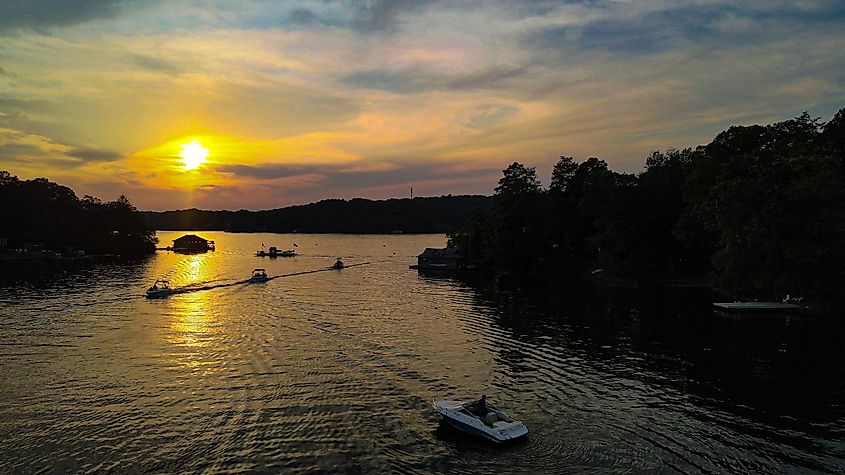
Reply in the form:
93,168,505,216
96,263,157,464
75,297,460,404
418,247,463,259
173,234,207,243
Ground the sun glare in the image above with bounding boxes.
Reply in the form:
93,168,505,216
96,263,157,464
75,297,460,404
179,140,208,170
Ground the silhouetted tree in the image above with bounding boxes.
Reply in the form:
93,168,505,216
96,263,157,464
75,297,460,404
549,155,578,194
495,162,542,196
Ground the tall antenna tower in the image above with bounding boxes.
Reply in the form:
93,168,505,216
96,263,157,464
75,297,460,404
410,187,414,199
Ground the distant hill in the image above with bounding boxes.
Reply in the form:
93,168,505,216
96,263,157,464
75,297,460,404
142,195,493,233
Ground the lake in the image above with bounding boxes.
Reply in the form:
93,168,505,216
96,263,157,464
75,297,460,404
1,232,843,473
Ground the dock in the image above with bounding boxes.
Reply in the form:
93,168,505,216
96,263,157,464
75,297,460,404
713,302,801,313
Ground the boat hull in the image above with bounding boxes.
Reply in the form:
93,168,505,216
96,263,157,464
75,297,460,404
442,416,526,443
145,290,173,298
433,400,528,443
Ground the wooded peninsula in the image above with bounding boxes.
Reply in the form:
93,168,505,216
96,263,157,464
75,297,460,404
0,171,156,255
449,109,845,307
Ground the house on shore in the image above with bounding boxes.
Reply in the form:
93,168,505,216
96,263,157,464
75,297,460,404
172,234,214,253
413,247,464,270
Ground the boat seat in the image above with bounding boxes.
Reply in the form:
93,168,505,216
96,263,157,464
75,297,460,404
483,412,498,425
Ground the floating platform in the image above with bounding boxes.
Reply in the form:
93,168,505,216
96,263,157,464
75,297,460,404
713,302,801,314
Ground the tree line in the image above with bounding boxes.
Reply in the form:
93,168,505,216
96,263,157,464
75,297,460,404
0,171,157,255
448,109,845,306
142,195,493,234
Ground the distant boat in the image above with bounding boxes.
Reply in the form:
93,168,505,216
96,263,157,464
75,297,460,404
146,279,174,298
279,249,296,257
249,268,268,283
432,399,528,443
332,258,344,270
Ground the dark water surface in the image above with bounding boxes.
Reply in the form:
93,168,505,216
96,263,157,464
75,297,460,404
1,232,843,473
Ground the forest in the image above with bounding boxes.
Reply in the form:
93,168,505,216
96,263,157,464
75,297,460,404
0,171,156,255
448,109,845,306
142,195,493,234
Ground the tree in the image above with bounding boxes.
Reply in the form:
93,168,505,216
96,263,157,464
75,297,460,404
549,155,578,194
822,107,845,164
494,162,541,196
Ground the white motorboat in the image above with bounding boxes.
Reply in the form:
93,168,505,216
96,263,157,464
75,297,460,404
432,399,528,443
146,279,174,298
250,268,268,283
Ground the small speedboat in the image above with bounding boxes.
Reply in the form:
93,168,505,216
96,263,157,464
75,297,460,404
332,258,344,270
146,279,174,298
432,399,528,443
250,268,268,283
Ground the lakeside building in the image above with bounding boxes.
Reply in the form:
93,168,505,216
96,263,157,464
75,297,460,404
172,234,214,253
415,247,464,270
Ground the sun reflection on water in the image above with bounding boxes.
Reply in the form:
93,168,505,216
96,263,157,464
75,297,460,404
183,254,209,283
164,254,224,370
169,291,215,349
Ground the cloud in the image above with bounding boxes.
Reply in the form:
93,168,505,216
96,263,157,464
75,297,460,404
218,163,321,180
0,142,47,160
288,8,319,26
342,65,529,93
131,54,181,75
521,1,845,56
219,159,501,192
467,105,519,129
350,0,439,33
65,147,122,163
0,0,144,34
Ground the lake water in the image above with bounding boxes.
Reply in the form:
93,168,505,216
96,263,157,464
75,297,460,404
1,232,843,473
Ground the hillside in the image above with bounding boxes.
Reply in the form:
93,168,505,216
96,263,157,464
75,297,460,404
142,195,493,233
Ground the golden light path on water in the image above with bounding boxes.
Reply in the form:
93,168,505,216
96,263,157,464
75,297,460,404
0,232,843,473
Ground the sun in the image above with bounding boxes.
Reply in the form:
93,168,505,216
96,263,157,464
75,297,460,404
179,140,209,171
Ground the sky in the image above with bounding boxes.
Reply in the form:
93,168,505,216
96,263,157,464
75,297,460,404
1,0,844,210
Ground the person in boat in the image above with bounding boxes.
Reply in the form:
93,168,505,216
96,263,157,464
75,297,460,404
477,394,487,415
468,394,487,417
151,283,158,290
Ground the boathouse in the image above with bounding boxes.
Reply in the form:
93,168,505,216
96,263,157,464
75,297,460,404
416,247,464,270
172,234,212,252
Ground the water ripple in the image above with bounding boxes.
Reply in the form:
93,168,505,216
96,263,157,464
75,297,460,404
1,232,843,473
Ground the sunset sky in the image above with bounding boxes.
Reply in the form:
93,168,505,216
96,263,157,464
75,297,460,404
1,1,844,210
